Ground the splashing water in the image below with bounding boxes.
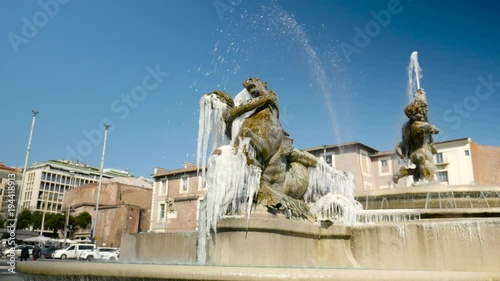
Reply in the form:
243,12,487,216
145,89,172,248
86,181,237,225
407,51,423,102
265,5,343,146
201,4,346,146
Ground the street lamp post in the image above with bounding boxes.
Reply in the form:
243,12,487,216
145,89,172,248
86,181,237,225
39,193,49,235
15,110,39,227
91,124,110,245
63,172,75,247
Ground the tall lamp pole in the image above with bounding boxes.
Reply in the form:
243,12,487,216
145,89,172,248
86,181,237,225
39,193,49,235
63,172,75,247
15,110,39,228
91,124,110,245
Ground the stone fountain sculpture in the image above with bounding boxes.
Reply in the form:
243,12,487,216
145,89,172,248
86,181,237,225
202,78,319,218
393,88,440,185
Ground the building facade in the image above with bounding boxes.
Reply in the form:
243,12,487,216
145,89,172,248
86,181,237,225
150,163,204,233
63,177,152,247
0,163,22,222
306,138,500,191
149,138,500,232
18,160,129,233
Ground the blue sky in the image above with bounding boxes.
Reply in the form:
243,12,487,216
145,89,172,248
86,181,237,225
1,0,499,178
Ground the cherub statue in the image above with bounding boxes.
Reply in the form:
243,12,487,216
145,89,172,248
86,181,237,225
393,89,439,184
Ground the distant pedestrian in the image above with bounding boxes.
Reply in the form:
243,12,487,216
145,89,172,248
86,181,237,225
33,245,41,261
20,246,29,262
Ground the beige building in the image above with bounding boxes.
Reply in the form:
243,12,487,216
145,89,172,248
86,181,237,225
150,163,204,233
63,177,152,247
306,138,500,191
148,138,500,232
0,163,22,221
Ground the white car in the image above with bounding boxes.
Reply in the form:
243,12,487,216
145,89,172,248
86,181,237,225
52,244,96,259
1,245,33,258
101,249,119,262
80,247,118,261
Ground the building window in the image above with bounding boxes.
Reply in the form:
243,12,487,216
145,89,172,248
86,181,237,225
159,203,166,220
435,153,444,164
181,175,189,193
161,178,167,195
181,175,189,192
321,151,335,167
381,159,388,167
436,171,449,182
465,150,470,156
325,155,332,166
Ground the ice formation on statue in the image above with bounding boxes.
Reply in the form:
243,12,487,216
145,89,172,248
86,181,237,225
306,158,360,225
196,78,361,235
203,140,261,234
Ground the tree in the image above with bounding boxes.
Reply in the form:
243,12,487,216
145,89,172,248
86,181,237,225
45,213,65,234
0,215,5,228
75,212,92,230
31,211,44,230
17,209,33,230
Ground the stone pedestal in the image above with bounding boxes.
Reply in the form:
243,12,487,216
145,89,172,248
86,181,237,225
208,212,359,268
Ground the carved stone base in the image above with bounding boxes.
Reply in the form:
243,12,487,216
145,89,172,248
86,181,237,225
207,211,359,268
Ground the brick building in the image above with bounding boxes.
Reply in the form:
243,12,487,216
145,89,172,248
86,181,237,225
63,177,152,247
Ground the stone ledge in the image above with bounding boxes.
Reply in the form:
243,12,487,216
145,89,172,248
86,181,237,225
17,262,500,281
216,215,351,239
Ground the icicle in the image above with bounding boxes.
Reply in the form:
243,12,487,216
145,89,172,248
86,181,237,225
204,138,261,235
231,88,254,142
305,158,359,224
305,158,356,203
196,94,230,180
310,193,357,225
356,209,421,224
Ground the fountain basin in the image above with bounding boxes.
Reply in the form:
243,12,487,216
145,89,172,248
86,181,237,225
16,261,500,281
356,185,500,210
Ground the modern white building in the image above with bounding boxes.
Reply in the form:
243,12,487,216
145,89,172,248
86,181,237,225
19,160,129,223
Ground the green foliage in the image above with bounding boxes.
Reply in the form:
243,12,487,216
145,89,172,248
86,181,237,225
17,209,33,230
75,212,92,229
45,213,65,233
31,211,43,230
0,215,5,228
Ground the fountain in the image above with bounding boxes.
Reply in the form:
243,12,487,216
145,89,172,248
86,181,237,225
393,51,440,185
15,57,500,280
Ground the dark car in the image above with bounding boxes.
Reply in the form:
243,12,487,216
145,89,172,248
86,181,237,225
41,247,58,259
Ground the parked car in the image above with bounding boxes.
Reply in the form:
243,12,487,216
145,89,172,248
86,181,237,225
52,244,96,259
1,245,34,258
40,247,58,259
101,249,119,262
80,247,118,261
